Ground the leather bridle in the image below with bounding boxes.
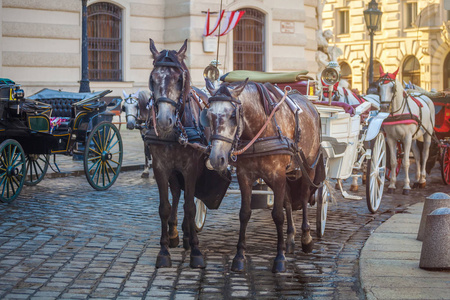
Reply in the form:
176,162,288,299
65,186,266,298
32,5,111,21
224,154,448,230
207,94,243,161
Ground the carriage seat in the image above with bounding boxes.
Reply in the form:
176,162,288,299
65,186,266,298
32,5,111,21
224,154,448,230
314,101,355,116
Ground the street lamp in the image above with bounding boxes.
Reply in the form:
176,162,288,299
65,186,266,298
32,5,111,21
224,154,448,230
79,0,90,93
363,0,382,94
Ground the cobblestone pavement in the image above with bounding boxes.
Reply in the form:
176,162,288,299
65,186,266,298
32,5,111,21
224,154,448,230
0,164,448,299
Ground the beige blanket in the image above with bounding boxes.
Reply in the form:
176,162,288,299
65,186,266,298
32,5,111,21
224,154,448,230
221,70,309,83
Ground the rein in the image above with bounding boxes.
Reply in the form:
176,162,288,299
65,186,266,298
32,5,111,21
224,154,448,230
232,89,288,156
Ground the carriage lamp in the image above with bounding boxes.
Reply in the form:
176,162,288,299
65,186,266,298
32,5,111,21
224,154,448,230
363,0,382,94
13,87,24,100
321,67,339,105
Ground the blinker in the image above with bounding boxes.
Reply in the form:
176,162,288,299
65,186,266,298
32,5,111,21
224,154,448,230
200,109,210,127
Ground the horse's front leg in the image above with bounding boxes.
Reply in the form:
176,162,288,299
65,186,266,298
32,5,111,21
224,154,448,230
154,169,172,268
141,140,150,178
284,195,296,254
411,140,422,187
168,175,181,248
401,136,413,195
300,182,314,254
183,173,205,268
231,175,253,272
419,135,432,187
271,177,288,273
386,138,398,193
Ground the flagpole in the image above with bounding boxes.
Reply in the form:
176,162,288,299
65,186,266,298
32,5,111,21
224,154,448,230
215,0,223,69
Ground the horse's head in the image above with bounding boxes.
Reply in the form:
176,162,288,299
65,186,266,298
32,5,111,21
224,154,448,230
377,66,399,112
201,78,248,172
149,39,189,135
122,90,140,130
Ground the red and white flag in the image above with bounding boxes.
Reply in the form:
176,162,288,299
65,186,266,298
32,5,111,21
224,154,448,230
218,10,245,36
203,9,244,37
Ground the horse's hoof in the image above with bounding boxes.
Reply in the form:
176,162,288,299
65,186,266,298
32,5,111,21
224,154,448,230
141,172,149,178
169,236,179,248
335,183,340,190
419,182,426,189
402,189,410,195
387,188,395,194
156,254,172,268
231,255,245,272
286,241,295,254
183,238,190,250
302,241,314,253
412,182,419,189
272,255,286,273
190,255,206,269
350,185,359,192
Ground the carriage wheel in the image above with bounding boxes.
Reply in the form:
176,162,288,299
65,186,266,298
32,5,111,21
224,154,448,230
84,122,123,191
0,139,26,203
441,146,450,185
366,133,386,213
194,198,207,232
24,154,49,186
316,183,329,238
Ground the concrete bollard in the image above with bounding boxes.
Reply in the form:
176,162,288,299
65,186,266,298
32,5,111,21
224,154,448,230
417,192,450,241
419,207,450,270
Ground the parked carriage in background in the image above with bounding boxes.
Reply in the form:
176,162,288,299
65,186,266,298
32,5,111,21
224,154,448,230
0,78,123,203
314,63,388,216
430,92,450,185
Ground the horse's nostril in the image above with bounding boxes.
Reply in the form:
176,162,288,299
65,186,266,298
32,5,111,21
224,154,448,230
168,118,173,126
220,156,225,166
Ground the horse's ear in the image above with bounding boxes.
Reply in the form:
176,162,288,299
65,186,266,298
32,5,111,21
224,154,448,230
379,65,385,77
177,39,188,61
231,78,249,97
393,68,399,79
149,38,160,59
122,90,128,98
204,77,217,96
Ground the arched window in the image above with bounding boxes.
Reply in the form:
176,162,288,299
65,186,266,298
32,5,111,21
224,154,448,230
87,2,122,81
339,62,352,87
233,8,265,71
444,53,450,90
402,56,420,86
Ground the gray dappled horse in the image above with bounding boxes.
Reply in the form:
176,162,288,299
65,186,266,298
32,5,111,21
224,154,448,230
122,89,152,177
202,78,325,273
147,39,209,269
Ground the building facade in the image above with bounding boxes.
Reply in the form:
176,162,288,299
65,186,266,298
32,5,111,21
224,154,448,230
0,0,320,97
322,0,450,93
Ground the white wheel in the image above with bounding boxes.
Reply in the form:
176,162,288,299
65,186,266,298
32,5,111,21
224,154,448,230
316,183,329,238
194,198,207,232
366,132,386,213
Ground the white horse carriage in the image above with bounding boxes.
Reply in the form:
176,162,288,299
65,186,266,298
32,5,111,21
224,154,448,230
313,63,388,237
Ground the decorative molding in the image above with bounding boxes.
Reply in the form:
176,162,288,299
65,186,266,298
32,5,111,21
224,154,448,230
442,21,450,46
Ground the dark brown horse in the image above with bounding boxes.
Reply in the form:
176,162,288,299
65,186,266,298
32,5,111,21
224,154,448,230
146,39,210,268
202,79,324,272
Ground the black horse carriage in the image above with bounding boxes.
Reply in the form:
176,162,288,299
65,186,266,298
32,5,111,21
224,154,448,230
0,78,123,203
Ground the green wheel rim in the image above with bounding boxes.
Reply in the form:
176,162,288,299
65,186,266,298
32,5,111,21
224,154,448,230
24,154,49,186
84,122,123,190
0,139,26,203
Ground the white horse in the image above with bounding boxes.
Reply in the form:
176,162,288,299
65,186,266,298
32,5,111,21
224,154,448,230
122,89,152,178
333,80,381,110
378,68,435,195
